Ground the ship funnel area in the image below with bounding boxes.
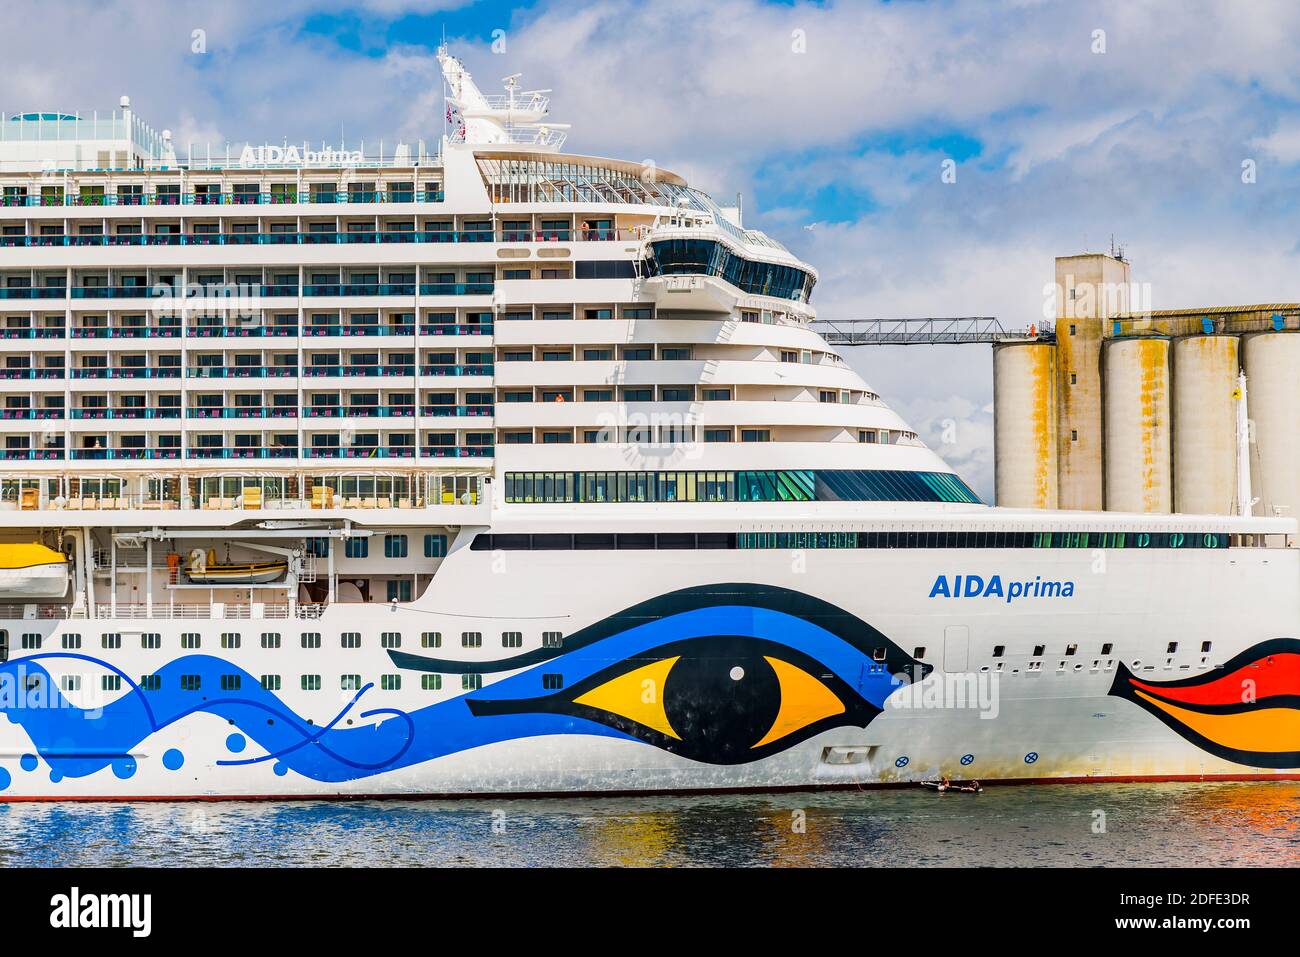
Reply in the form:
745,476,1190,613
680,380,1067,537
437,45,568,151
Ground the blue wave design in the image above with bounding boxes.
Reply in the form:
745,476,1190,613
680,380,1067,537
0,601,892,786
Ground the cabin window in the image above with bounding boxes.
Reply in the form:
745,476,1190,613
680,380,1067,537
421,631,442,648
181,632,201,649
345,537,369,559
99,633,119,649
381,632,401,649
1166,642,1178,654
261,675,281,691
261,632,281,649
301,675,321,691
61,633,81,649
384,534,408,558
992,646,1005,658
341,632,361,649
221,675,241,691
142,633,161,649
180,675,201,691
0,630,7,662
423,534,448,558
542,674,563,690
61,675,80,692
1033,644,1045,657
220,632,241,649
1101,643,1113,655
543,631,564,648
140,675,161,691
340,674,362,691
381,675,401,691
1065,644,1077,656
422,674,443,691
1201,641,1212,653
462,674,483,691
301,632,321,649
386,580,412,602
502,631,523,648
462,632,482,648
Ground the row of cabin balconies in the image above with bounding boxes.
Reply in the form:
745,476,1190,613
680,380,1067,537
0,183,443,207
0,430,496,461
0,226,632,247
0,321,494,339
0,280,496,300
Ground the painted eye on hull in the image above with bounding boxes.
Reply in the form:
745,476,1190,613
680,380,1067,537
467,635,877,765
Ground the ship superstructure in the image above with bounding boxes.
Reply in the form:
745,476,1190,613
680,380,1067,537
0,53,1294,798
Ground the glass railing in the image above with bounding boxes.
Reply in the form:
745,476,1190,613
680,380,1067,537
70,408,181,420
69,449,182,461
186,407,297,419
420,404,494,417
189,325,298,338
0,369,63,380
187,448,298,460
420,446,494,458
419,323,493,336
0,190,444,208
0,326,66,338
419,364,494,376
0,409,62,420
186,366,297,379
70,326,179,338
304,446,417,459
1,228,634,248
0,449,64,460
300,364,412,377
71,367,181,380
303,406,416,418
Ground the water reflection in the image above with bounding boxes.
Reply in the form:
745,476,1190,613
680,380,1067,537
0,781,1297,867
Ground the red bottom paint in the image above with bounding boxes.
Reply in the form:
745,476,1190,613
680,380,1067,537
4,772,1300,802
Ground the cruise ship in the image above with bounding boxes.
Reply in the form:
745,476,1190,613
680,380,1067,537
0,51,1295,799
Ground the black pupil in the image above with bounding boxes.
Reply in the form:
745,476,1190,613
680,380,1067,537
662,646,780,760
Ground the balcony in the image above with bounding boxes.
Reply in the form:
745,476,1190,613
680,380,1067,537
70,325,180,339
187,447,298,460
0,189,444,209
0,409,63,420
420,446,494,458
420,404,494,417
419,364,494,377
70,408,182,420
189,324,298,338
0,449,63,460
302,405,416,418
0,228,634,249
71,367,181,380
304,446,417,459
419,323,493,336
300,364,411,378
185,407,297,419
0,368,64,380
0,287,66,300
186,366,297,379
0,326,65,339
301,323,415,337
69,448,181,461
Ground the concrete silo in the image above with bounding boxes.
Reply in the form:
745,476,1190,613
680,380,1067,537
1172,336,1239,515
1244,332,1300,521
1104,337,1172,513
993,341,1058,509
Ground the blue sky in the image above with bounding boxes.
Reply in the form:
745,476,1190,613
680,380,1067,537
7,0,1300,499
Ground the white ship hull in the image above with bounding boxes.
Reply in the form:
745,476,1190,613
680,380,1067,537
0,519,1295,799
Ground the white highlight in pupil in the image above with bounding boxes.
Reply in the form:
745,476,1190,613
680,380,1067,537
729,666,744,681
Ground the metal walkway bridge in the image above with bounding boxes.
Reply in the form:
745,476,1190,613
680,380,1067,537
811,317,1050,345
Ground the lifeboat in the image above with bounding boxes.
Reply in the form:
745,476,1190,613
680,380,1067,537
185,547,287,585
0,543,70,599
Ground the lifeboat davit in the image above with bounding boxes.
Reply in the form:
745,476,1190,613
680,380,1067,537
0,543,70,599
